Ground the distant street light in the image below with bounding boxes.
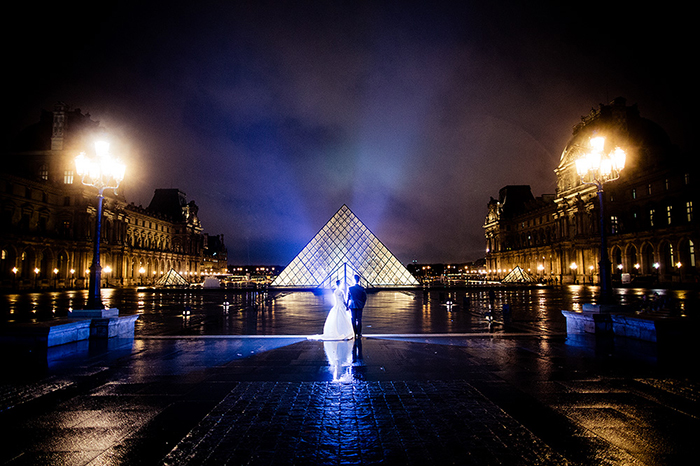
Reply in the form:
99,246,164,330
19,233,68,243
75,140,126,309
104,265,112,287
575,136,626,302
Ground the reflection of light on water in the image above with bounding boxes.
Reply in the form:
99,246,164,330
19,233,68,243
101,288,117,309
3,287,699,335
137,291,146,310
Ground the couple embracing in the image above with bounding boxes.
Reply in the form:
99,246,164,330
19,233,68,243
310,275,366,341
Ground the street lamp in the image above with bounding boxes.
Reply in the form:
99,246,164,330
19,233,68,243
104,265,112,287
75,139,126,310
575,136,626,302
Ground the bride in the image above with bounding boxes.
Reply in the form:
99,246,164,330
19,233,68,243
309,280,355,341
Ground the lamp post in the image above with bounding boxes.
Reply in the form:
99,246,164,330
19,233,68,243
575,136,626,302
104,265,112,287
75,140,125,310
570,262,578,284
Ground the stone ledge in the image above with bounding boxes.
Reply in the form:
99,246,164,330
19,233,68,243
90,315,139,339
69,308,120,318
0,319,92,347
610,314,658,342
0,314,138,347
561,310,612,335
562,310,695,343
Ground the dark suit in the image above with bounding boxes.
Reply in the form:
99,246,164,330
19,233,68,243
347,283,367,336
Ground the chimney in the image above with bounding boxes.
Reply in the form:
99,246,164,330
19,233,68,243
51,102,67,151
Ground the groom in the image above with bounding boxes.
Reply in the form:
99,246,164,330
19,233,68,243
346,274,367,338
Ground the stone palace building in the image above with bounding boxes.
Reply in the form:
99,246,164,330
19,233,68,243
0,102,227,290
484,98,697,285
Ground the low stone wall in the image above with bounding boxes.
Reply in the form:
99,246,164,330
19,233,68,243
0,314,138,348
0,319,92,347
562,310,693,344
610,314,658,342
90,315,139,339
561,311,612,335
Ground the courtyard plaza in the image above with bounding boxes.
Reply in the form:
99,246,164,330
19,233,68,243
0,286,698,465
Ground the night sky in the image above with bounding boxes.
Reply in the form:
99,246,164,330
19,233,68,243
4,1,690,265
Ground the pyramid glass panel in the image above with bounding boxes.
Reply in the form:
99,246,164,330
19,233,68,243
154,269,189,287
272,205,419,289
501,266,535,283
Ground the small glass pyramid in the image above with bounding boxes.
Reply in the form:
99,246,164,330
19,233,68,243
271,205,419,289
154,269,189,287
501,266,535,283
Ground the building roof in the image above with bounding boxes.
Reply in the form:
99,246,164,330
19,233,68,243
147,189,189,221
558,97,678,176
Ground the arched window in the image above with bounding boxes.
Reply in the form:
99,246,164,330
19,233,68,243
679,239,696,270
57,252,69,277
611,247,623,270
40,250,52,279
661,242,675,271
628,245,638,273
641,244,655,275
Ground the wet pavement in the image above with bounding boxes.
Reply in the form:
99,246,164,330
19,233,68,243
1,287,698,465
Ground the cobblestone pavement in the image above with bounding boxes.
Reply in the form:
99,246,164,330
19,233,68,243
162,380,565,466
1,334,698,465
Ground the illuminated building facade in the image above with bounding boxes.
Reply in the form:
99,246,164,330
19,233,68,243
0,103,227,289
272,204,419,289
484,98,698,285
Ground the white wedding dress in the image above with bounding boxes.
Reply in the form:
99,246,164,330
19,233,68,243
309,287,355,341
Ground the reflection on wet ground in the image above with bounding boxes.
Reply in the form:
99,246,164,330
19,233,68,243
2,285,698,336
1,286,699,465
1,332,697,465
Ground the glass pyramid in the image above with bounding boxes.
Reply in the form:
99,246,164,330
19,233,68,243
271,205,419,289
501,266,535,283
154,269,189,287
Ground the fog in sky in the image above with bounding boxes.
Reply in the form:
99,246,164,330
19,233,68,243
4,1,690,265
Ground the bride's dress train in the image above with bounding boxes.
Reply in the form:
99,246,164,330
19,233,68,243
309,287,355,341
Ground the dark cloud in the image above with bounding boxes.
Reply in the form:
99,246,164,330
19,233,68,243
4,1,690,265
